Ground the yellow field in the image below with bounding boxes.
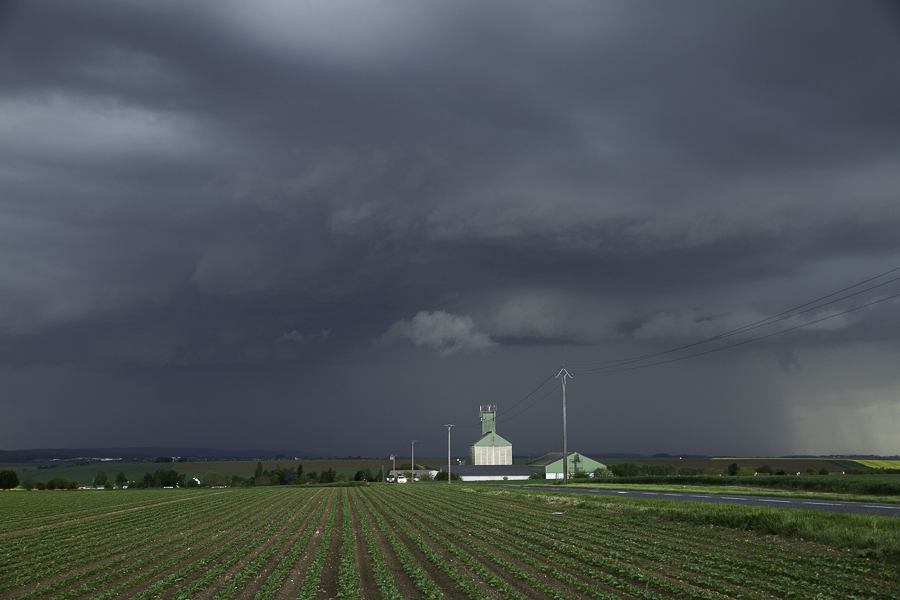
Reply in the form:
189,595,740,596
853,460,900,469
711,457,833,461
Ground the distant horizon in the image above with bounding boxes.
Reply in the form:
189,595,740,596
3,446,898,463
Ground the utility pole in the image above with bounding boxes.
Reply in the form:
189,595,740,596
390,454,395,481
410,441,416,481
555,366,573,485
443,424,454,485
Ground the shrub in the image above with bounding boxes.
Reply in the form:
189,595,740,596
46,477,77,490
0,469,20,490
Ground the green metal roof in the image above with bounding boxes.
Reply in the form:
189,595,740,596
470,432,512,447
527,452,605,472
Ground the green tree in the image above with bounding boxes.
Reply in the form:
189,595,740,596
333,472,348,483
727,463,739,476
254,461,264,479
819,467,829,475
93,470,108,487
319,468,336,483
115,471,127,488
230,475,251,487
153,469,169,488
609,462,640,477
756,464,773,475
0,469,19,490
22,479,37,490
201,471,228,487
434,471,462,481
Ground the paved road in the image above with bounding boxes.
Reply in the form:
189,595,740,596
497,485,900,518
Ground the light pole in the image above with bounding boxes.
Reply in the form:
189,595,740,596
410,440,416,481
390,454,395,481
555,366,573,484
443,424,454,484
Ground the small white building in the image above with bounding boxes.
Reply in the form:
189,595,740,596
440,465,532,482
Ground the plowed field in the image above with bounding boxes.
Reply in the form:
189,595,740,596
1,485,897,599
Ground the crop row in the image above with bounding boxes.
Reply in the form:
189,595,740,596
2,485,899,600
0,490,220,531
0,491,265,581
1,489,309,600
0,489,280,586
400,486,900,598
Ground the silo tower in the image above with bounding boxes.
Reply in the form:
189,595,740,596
480,404,497,436
470,404,512,465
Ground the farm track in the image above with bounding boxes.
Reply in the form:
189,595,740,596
2,486,899,600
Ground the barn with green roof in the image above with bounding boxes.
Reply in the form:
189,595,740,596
527,452,606,479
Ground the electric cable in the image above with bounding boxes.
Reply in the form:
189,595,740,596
568,264,900,370
573,289,900,375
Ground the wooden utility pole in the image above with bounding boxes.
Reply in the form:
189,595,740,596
443,424,454,484
556,367,573,484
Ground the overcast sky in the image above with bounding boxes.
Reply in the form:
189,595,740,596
2,0,900,459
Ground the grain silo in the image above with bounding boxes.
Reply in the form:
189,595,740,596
469,404,512,465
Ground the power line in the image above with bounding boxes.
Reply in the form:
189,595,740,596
569,264,900,372
413,264,900,446
573,289,900,376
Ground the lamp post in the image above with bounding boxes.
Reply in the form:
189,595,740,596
410,441,416,481
390,454,395,482
443,424,454,484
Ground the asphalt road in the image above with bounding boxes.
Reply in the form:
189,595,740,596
498,485,900,518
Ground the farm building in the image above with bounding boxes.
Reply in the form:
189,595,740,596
527,452,606,479
469,405,513,465
441,464,533,482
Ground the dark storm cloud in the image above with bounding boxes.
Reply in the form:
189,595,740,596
1,0,900,455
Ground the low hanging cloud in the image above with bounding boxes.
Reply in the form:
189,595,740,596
382,310,497,356
277,330,304,343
